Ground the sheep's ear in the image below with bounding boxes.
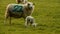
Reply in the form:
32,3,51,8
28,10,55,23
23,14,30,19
33,3,35,5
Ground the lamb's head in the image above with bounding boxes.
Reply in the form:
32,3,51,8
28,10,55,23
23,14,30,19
27,2,35,10
16,0,28,4
16,0,22,3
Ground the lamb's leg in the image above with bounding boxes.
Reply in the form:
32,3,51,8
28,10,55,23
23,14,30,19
25,21,27,27
25,19,29,28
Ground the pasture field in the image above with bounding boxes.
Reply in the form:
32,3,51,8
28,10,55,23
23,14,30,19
0,0,60,34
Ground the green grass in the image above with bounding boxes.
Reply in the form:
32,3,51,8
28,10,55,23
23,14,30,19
0,0,60,34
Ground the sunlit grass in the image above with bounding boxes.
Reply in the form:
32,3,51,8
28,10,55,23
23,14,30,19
0,0,60,34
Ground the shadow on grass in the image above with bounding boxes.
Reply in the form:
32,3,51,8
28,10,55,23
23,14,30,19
37,24,60,31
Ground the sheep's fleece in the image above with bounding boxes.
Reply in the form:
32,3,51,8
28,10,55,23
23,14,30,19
5,2,34,18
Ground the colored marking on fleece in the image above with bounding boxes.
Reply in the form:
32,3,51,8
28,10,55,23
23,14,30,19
13,5,23,12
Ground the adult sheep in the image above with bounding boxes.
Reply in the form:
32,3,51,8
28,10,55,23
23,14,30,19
4,2,35,25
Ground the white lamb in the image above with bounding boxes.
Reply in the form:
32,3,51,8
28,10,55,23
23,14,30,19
25,16,37,27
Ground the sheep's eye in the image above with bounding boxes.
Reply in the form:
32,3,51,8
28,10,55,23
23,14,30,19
28,3,30,6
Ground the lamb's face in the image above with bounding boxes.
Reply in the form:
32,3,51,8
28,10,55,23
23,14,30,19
16,0,21,2
16,0,26,4
27,2,35,10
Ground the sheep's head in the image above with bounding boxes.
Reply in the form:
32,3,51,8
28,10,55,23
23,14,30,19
27,2,35,10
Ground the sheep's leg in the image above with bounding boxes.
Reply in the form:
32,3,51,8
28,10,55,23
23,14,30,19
9,16,11,25
4,13,6,24
4,14,8,25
